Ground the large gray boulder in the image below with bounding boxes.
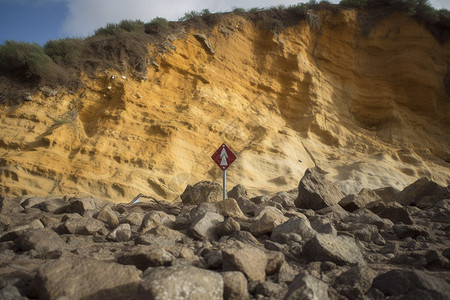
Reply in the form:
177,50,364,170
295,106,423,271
29,255,142,300
302,234,365,266
62,215,105,235
222,271,249,300
107,223,132,242
285,273,329,300
19,228,65,253
395,177,450,207
295,168,345,210
222,240,268,282
339,188,381,212
270,216,317,244
228,184,256,216
138,265,223,300
95,205,119,228
64,196,106,216
189,212,224,240
215,198,246,219
372,269,450,299
181,181,223,205
249,206,288,236
117,245,174,270
335,266,376,299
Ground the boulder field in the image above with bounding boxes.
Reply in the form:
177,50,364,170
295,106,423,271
1,168,449,299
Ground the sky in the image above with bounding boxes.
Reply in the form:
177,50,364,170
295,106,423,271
0,0,449,46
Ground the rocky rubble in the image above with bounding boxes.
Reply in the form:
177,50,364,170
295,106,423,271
0,168,449,299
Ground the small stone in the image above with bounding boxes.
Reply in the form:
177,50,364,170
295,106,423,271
138,265,223,299
23,93,33,101
265,251,285,275
255,280,286,299
121,211,144,227
222,271,249,300
39,86,58,97
249,206,288,236
339,188,381,212
107,223,132,242
215,198,246,219
217,217,240,237
96,205,119,228
63,215,105,235
271,216,316,244
285,273,330,300
118,245,175,270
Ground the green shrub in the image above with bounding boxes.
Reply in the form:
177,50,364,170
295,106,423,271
147,17,169,30
95,19,144,36
201,9,212,16
179,10,202,21
0,40,72,84
0,41,52,75
94,23,123,36
248,7,263,13
44,38,84,65
340,0,368,8
232,7,246,13
119,19,144,32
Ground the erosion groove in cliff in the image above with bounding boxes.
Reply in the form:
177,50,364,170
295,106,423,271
0,8,449,203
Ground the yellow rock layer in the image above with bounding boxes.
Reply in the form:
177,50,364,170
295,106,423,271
1,9,449,202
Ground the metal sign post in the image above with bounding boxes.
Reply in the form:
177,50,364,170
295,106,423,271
211,143,236,200
223,169,227,200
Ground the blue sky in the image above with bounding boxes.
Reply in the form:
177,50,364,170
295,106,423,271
1,0,449,46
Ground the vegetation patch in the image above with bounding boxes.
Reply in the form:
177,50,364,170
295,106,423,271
0,41,74,87
94,19,145,36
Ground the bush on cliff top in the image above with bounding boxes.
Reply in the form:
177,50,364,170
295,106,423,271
94,19,145,36
0,41,73,85
44,38,84,66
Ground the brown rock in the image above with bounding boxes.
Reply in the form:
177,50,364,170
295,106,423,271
19,228,65,253
249,206,288,236
285,273,330,300
215,198,246,219
302,234,366,266
295,168,345,210
339,188,381,212
107,223,132,242
139,265,223,299
65,196,105,216
189,212,224,241
95,205,119,228
217,217,241,237
395,177,450,207
117,245,175,270
222,240,268,282
181,181,223,205
222,271,249,300
63,215,105,235
29,255,142,300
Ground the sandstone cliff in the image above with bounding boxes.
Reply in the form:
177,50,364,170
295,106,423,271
0,7,449,202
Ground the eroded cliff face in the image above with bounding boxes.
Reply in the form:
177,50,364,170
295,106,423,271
1,9,449,202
